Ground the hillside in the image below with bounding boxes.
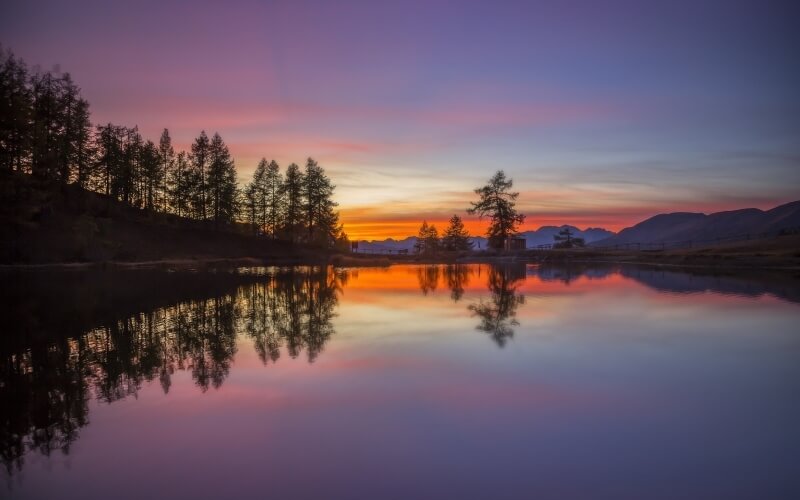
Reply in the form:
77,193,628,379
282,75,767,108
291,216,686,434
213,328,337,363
0,172,313,264
594,201,800,247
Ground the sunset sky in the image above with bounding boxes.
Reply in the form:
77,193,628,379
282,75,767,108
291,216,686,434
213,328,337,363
2,0,798,240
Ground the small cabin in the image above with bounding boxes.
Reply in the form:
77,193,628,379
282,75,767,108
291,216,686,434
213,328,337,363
504,237,526,251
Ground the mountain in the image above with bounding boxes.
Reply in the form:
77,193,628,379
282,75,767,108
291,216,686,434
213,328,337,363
356,225,614,252
593,200,800,247
518,226,614,247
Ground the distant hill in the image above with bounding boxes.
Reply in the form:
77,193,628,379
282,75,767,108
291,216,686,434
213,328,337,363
593,201,800,247
356,225,614,252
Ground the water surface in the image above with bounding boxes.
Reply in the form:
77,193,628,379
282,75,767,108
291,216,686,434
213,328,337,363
2,264,799,499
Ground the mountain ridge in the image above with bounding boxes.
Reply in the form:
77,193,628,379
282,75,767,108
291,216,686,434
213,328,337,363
594,200,800,246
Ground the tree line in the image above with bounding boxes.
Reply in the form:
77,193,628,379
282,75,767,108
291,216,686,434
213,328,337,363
414,170,526,253
0,47,345,247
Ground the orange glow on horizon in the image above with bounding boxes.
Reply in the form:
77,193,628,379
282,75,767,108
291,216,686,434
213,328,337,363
339,215,633,241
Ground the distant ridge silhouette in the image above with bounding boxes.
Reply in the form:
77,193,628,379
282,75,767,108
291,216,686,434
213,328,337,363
594,200,800,246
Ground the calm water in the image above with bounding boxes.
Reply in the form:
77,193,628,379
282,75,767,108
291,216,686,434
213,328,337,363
2,263,799,499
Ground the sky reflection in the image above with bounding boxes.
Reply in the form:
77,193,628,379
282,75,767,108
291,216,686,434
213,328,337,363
2,264,799,499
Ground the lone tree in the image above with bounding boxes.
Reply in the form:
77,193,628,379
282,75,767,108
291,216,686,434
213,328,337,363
467,170,525,249
553,226,585,248
442,214,473,251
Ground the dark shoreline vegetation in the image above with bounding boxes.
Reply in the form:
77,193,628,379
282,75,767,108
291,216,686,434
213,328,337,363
1,47,348,265
2,261,799,474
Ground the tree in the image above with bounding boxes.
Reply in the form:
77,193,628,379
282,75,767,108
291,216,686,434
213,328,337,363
140,139,161,211
94,123,124,196
168,151,190,217
302,158,339,246
467,170,525,249
69,98,93,188
442,214,473,251
242,180,259,234
280,162,304,243
29,70,60,180
414,221,440,255
190,130,210,220
0,47,32,173
553,226,585,249
207,132,237,225
251,159,267,234
158,129,174,212
263,160,283,239
118,126,142,205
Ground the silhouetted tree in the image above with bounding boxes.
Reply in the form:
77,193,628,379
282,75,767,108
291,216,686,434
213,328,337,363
189,130,210,220
281,162,304,243
263,160,283,238
553,227,585,248
158,128,174,212
168,151,191,217
303,158,339,246
207,132,237,225
140,140,161,210
69,98,93,188
442,214,473,251
94,123,124,196
0,47,32,172
414,221,440,255
242,180,259,234
467,170,525,249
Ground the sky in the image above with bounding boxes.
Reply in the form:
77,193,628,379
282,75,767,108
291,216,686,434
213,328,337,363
2,0,798,240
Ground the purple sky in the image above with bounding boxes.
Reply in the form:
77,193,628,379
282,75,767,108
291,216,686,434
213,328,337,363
2,0,798,238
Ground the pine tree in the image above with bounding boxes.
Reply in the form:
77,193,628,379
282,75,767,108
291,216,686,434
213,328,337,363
158,128,174,212
168,151,191,217
280,162,304,243
94,123,124,196
242,181,259,235
302,158,339,246
190,130,210,220
467,170,525,249
252,158,267,234
0,47,32,173
70,98,93,188
140,139,161,210
442,214,473,251
207,132,237,225
264,160,284,239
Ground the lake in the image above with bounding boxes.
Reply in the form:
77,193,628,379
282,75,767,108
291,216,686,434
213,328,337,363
2,263,799,499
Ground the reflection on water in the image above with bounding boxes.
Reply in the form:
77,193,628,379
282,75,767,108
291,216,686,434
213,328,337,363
2,263,799,498
1,267,342,474
468,264,525,347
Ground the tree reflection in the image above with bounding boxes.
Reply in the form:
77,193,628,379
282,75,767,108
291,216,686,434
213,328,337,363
443,264,472,301
416,264,441,295
0,267,341,474
468,264,526,347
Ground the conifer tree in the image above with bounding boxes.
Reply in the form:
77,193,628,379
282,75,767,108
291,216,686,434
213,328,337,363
442,214,473,251
467,170,525,249
281,162,304,243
